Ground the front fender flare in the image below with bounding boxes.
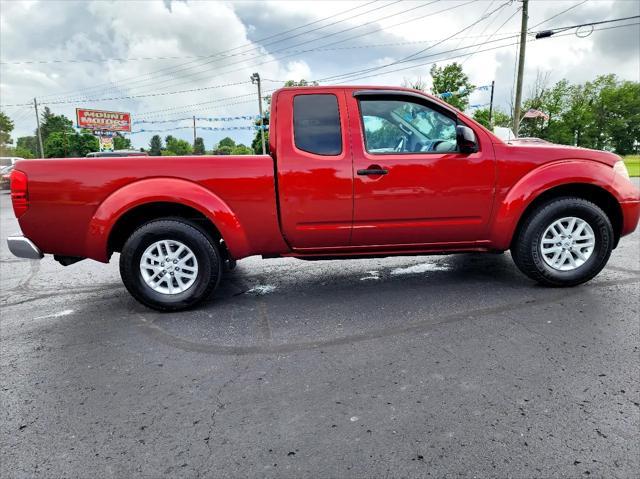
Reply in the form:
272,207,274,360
85,178,251,262
490,160,616,250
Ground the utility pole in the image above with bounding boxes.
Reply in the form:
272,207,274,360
250,72,266,154
192,115,197,146
34,98,44,158
488,80,495,126
512,0,528,136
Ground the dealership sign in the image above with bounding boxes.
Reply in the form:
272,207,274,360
76,108,131,132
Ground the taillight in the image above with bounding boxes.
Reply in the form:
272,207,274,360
10,170,28,217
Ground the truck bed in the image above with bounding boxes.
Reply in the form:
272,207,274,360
15,155,286,261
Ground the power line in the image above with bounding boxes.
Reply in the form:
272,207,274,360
126,8,638,101
334,38,521,84
55,0,435,103
319,14,638,85
449,0,497,58
29,0,395,103
96,21,640,130
533,14,640,38
331,21,639,85
27,0,381,98
140,98,259,120
39,0,470,107
461,5,522,65
10,0,470,106
396,1,512,64
318,1,513,83
2,7,488,109
116,20,640,127
135,90,276,118
1,31,523,66
10,18,635,127
142,35,525,119
529,0,589,30
80,19,640,121
1,80,251,108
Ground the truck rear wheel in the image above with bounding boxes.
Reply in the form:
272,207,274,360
511,197,614,287
119,218,222,311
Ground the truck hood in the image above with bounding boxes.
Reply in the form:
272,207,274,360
499,139,621,167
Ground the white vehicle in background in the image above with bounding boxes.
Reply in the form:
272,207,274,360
1,164,15,189
493,127,516,141
493,127,550,144
0,157,24,168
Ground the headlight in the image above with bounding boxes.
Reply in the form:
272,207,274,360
613,160,630,180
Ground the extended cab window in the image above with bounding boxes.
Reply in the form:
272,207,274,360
293,94,342,155
359,99,457,154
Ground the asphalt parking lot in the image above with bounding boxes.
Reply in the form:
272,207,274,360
1,184,639,478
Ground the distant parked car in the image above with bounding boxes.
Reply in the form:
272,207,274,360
86,150,148,158
0,164,14,189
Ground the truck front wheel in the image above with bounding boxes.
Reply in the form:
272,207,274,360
511,197,614,287
119,219,222,311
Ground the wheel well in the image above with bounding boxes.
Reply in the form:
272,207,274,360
511,183,623,248
107,202,230,259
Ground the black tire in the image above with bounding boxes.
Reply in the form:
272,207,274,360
119,218,222,311
511,197,614,287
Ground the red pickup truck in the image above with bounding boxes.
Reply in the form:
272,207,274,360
8,86,640,310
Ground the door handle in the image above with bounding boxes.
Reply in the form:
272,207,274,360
357,166,388,176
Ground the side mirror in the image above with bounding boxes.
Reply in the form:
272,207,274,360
456,125,478,154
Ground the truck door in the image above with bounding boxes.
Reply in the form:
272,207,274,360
275,89,353,249
347,90,495,246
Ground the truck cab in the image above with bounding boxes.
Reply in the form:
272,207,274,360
271,87,496,251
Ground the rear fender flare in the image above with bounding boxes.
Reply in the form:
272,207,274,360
490,160,616,249
85,178,250,262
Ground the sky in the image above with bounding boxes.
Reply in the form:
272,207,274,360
1,0,639,150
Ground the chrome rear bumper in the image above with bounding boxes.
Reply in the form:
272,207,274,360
7,236,44,259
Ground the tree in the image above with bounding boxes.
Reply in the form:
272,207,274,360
75,133,100,157
217,137,235,149
284,79,318,87
149,135,163,156
212,137,237,155
193,137,206,155
600,80,640,155
231,144,254,155
429,62,475,110
515,74,638,154
165,136,192,155
401,76,427,92
17,136,38,157
44,132,99,158
251,129,269,154
44,131,70,158
38,107,74,145
213,145,233,155
113,135,132,150
472,108,511,130
0,111,14,148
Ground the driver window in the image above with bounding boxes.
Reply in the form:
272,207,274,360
359,99,458,154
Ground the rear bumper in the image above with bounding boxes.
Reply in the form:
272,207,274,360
7,236,44,260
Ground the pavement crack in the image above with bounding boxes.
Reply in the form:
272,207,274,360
201,359,245,476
